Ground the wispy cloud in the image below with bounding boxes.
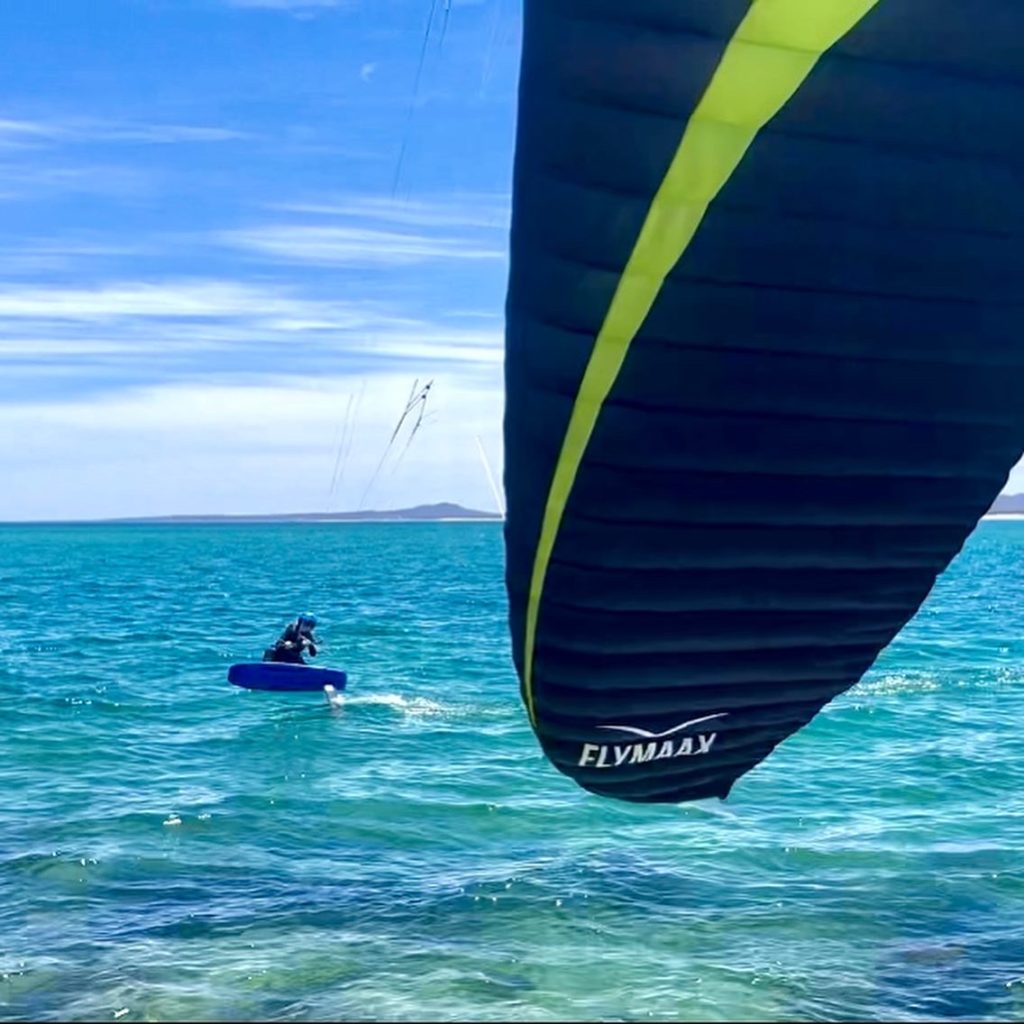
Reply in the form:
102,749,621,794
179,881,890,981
0,118,57,150
0,115,242,203
275,192,511,230
80,123,246,144
0,277,503,404
0,322,502,366
0,116,246,148
224,224,504,266
0,162,152,202
0,280,376,322
346,326,503,365
0,238,155,276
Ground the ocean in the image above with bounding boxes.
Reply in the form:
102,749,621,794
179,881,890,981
2,521,1022,1022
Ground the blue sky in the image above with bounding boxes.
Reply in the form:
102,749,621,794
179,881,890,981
0,0,518,519
3,1,1022,521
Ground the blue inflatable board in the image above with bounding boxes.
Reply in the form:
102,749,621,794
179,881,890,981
228,663,348,693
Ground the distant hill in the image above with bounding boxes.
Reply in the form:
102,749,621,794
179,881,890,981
988,493,1024,514
102,502,503,524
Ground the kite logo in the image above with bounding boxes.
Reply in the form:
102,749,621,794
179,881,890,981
577,713,727,769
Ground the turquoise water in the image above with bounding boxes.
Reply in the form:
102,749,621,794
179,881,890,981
2,521,1023,1022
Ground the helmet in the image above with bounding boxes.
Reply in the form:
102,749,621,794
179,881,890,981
298,612,317,628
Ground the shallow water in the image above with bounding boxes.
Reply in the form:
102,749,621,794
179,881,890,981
2,521,1022,1022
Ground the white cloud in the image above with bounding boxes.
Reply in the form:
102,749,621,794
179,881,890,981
0,373,504,520
360,62,377,83
223,224,504,266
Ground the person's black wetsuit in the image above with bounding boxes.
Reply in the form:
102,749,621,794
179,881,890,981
263,620,318,664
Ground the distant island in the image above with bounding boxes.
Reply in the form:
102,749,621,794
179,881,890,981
99,502,503,524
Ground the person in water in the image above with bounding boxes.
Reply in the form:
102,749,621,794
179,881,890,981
264,613,319,664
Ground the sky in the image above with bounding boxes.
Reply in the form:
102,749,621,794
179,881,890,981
2,1,1022,521
0,0,519,520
